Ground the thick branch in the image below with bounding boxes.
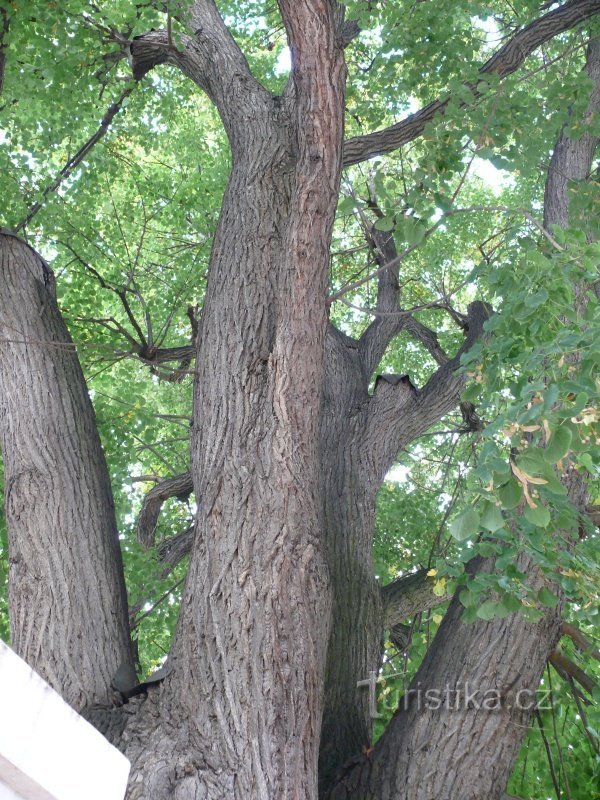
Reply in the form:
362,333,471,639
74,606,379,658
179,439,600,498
358,224,402,375
137,472,193,549
417,300,489,409
549,649,598,694
544,36,600,229
361,301,489,485
381,572,598,690
561,621,600,660
156,524,195,567
381,569,451,628
129,1,269,137
382,573,597,699
343,0,600,167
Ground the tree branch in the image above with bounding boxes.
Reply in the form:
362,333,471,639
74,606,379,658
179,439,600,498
357,215,449,376
381,568,451,628
360,301,489,485
381,571,599,694
343,0,600,167
561,621,600,660
13,86,135,232
331,42,600,796
544,36,600,229
137,472,193,549
549,649,598,695
63,240,199,376
128,1,270,136
156,524,195,567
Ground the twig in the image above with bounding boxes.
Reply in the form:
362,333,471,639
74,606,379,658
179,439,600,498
131,576,186,629
14,85,135,232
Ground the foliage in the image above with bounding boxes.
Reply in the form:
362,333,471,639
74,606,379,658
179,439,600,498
0,0,598,796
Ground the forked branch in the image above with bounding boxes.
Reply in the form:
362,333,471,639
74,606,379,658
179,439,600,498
360,301,489,485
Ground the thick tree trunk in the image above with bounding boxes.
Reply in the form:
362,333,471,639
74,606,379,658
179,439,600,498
115,4,348,798
328,557,564,800
0,232,134,710
318,336,383,796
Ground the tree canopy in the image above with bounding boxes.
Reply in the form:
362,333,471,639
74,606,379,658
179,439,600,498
0,2,598,799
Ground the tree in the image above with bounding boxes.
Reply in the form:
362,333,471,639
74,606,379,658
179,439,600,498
0,1,598,799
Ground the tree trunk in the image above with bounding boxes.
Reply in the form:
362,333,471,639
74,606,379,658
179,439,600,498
0,232,134,710
318,335,383,796
108,4,349,798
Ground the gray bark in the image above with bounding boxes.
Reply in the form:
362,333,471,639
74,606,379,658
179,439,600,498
0,232,134,710
117,3,348,798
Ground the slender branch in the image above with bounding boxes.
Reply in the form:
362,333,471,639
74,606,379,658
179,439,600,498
63,239,198,373
343,0,600,166
14,86,135,232
564,674,600,754
131,576,186,629
549,649,598,694
535,709,563,800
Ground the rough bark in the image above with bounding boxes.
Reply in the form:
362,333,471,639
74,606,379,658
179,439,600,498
0,232,133,710
137,472,194,549
328,556,567,800
382,569,451,628
114,3,348,798
317,299,488,796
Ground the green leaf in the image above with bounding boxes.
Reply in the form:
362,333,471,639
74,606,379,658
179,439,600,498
338,196,355,214
481,503,505,532
497,479,522,510
477,600,500,620
500,593,522,614
374,216,395,232
521,606,544,623
461,381,482,403
545,425,573,463
524,504,551,528
524,288,549,308
449,508,480,541
537,587,559,608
